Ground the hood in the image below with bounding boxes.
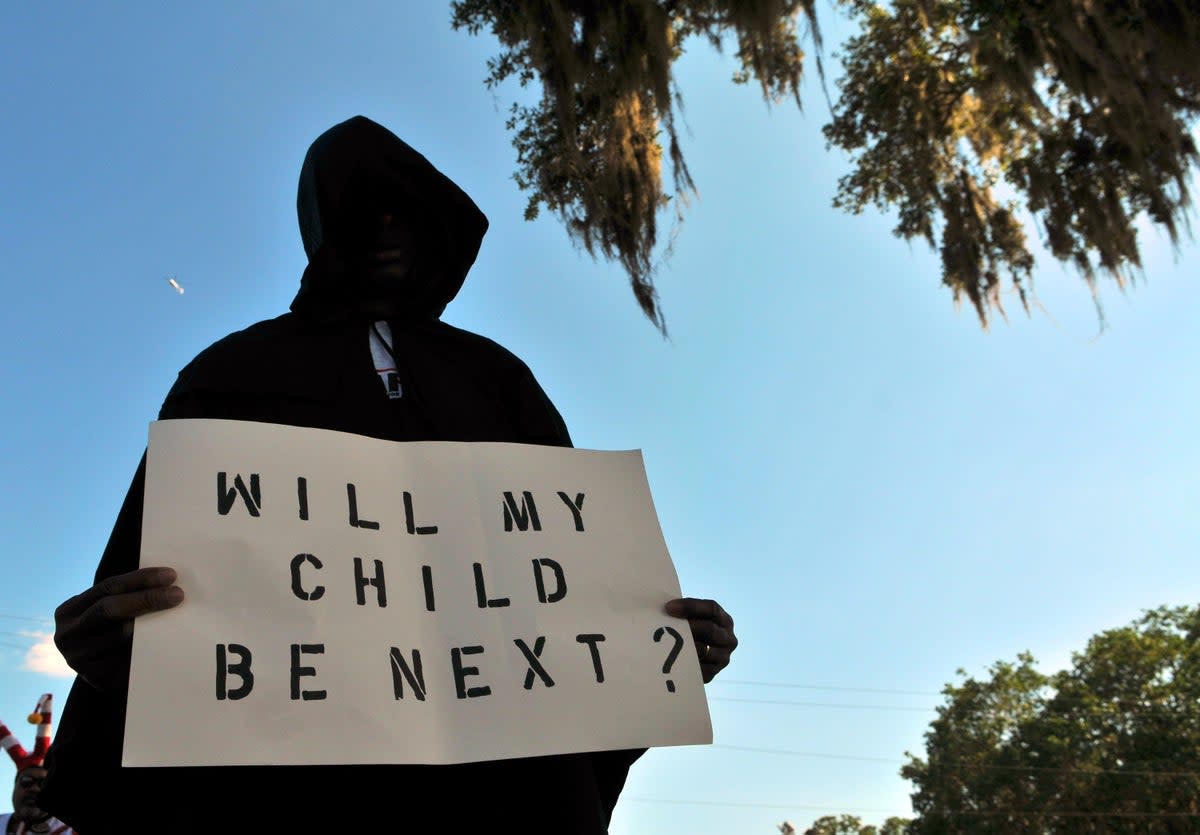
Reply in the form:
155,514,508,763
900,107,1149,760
290,115,489,319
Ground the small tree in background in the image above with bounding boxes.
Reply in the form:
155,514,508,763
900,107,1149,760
808,605,1200,834
804,813,911,834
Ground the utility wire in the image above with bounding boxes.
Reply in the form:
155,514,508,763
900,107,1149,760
710,692,1196,717
627,797,903,814
711,745,1200,779
713,679,1196,715
628,797,1200,818
715,678,939,697
0,614,52,625
711,696,933,712
929,810,1200,818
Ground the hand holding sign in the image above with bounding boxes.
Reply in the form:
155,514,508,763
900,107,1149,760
54,567,185,692
664,598,738,683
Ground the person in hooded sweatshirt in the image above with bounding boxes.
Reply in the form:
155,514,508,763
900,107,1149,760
39,115,738,834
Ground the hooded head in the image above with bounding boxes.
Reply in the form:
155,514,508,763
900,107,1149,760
290,116,489,320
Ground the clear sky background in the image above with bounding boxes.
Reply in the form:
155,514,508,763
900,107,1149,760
2,3,1197,830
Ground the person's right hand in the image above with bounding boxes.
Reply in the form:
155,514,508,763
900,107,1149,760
54,567,184,692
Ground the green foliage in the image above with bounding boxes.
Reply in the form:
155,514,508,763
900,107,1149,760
453,1,1198,331
899,605,1200,833
824,0,1200,327
804,813,911,834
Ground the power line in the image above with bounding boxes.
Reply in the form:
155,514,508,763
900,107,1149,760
628,797,1200,818
0,614,52,625
711,745,1200,779
709,693,1195,718
713,744,902,764
715,679,939,697
932,810,1200,819
710,696,933,712
627,797,903,814
712,679,1197,716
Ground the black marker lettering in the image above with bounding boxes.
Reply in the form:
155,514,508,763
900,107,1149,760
514,636,554,689
389,647,427,701
532,558,567,603
290,553,325,601
451,645,491,699
557,491,586,531
290,643,326,700
353,558,387,607
421,565,436,611
346,483,380,530
403,491,438,535
215,643,254,700
576,634,607,683
217,472,261,517
297,476,309,521
472,563,510,608
502,491,541,531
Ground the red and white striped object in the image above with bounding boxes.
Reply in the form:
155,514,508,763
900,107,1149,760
1,693,53,770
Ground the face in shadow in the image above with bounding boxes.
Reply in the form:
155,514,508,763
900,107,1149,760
349,210,420,319
12,767,49,823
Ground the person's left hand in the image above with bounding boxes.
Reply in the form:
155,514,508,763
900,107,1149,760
664,597,737,683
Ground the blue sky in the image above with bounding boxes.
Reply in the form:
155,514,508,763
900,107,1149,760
2,2,1197,829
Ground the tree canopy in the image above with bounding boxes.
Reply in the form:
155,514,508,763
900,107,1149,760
451,1,1198,332
809,605,1200,834
902,605,1200,832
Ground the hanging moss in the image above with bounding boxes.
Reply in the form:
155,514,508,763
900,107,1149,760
454,1,1198,330
825,0,1199,327
452,1,819,332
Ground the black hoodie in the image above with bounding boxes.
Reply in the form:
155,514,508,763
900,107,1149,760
41,116,643,834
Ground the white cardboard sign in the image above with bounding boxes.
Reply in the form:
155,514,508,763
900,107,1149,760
124,419,712,766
